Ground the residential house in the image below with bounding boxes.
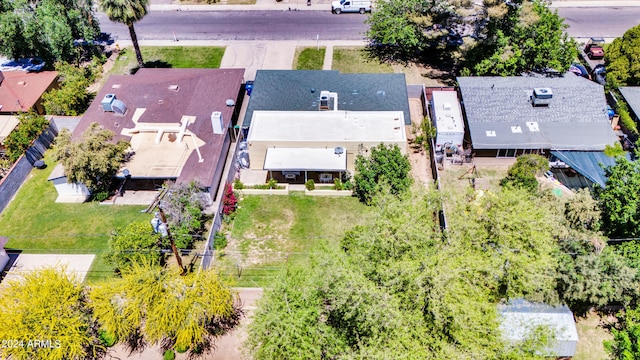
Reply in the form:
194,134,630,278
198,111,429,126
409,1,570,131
499,299,579,359
617,86,640,141
0,70,58,152
457,74,620,188
241,70,411,184
64,68,245,202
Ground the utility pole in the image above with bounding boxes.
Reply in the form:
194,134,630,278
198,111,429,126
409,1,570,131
152,208,186,275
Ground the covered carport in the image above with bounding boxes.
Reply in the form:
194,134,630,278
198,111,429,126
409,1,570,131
263,147,347,184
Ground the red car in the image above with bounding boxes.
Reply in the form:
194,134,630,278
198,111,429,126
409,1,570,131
584,37,605,60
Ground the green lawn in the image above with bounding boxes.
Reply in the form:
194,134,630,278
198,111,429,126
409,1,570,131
215,193,373,287
332,46,394,73
293,47,326,70
108,46,226,75
0,155,149,283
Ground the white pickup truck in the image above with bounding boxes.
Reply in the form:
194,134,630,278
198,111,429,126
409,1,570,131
331,0,371,14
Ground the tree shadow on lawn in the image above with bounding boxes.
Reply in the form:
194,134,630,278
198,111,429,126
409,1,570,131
130,60,173,74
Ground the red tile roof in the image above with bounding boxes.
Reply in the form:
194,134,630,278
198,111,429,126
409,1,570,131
75,68,245,187
0,71,58,113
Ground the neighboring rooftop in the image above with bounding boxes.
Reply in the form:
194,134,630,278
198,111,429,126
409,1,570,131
457,74,619,150
0,70,58,113
432,90,464,133
243,70,411,127
74,68,245,186
499,299,579,358
619,86,640,118
247,110,406,143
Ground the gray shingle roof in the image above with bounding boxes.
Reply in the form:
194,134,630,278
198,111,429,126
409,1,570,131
457,75,619,150
619,86,640,118
243,70,411,127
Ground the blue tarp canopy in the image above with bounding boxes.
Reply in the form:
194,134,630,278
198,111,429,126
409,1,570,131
550,151,624,188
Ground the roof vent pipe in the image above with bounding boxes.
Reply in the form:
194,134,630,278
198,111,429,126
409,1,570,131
211,111,223,135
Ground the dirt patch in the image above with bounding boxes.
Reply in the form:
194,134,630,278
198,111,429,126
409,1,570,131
405,98,433,186
574,310,615,360
393,62,454,87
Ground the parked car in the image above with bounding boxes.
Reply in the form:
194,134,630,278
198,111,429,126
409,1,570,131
592,64,606,85
584,37,605,60
0,57,45,72
569,63,589,79
331,0,371,14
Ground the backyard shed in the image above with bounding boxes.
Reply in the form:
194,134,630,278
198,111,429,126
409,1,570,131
47,164,90,203
499,299,579,358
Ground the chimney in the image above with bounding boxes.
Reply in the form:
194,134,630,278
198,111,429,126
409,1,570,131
211,111,223,134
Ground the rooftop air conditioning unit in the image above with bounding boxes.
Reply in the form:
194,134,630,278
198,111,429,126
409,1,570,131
101,94,116,111
319,90,330,110
532,88,553,107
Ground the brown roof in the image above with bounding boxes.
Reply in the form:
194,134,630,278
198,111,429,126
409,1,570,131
0,71,58,113
75,68,245,187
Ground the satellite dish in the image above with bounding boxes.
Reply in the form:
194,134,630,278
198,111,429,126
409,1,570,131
334,147,344,155
226,99,235,106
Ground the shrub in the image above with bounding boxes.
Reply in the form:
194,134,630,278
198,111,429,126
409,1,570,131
334,178,344,190
91,191,110,202
343,180,354,190
222,183,237,216
99,330,117,347
233,178,245,190
175,344,189,353
617,105,638,135
163,350,176,360
214,231,227,250
3,111,49,162
305,179,315,191
267,178,278,189
500,154,548,193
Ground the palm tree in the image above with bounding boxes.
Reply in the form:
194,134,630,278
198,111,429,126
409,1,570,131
101,0,148,68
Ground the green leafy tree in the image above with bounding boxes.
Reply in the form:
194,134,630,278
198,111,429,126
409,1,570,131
2,111,50,162
90,263,242,356
248,189,551,359
564,188,601,232
0,0,100,61
51,122,130,194
450,187,559,301
500,154,548,192
605,24,640,88
606,307,640,359
100,0,148,68
160,181,209,249
105,220,163,272
42,61,100,116
353,143,412,204
365,0,474,63
469,0,576,76
0,268,103,360
557,241,638,313
596,157,640,238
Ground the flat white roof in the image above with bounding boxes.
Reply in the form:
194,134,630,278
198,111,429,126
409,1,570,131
264,148,347,171
0,115,19,142
432,91,464,134
2,254,96,283
248,110,406,143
